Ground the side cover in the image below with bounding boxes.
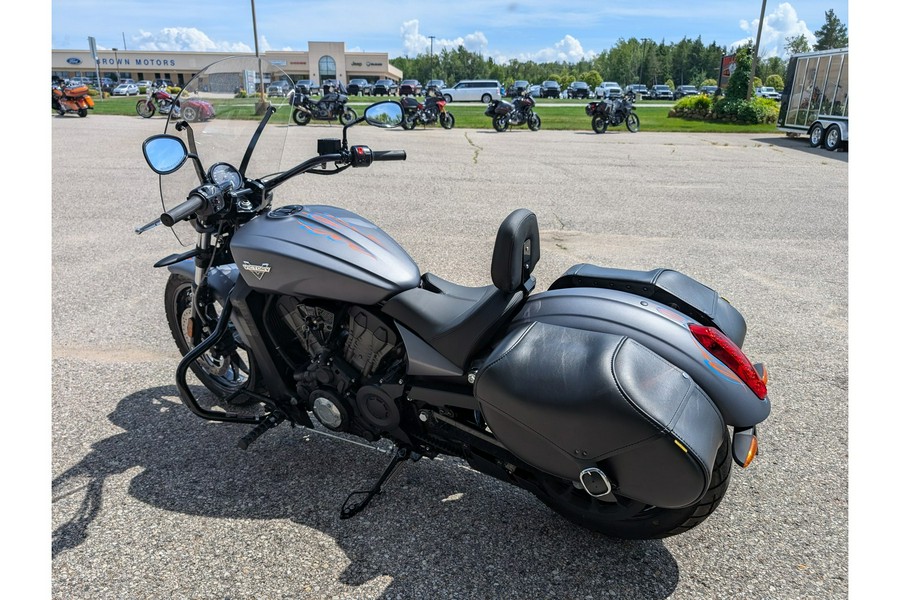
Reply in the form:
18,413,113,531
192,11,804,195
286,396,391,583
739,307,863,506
474,321,725,509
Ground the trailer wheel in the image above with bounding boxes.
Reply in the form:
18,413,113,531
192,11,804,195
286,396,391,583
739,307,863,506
809,123,824,147
823,125,842,151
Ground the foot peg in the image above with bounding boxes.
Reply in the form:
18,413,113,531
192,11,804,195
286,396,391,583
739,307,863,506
340,447,419,519
237,412,285,450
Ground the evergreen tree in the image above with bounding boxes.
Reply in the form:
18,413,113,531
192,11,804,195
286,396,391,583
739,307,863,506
814,9,849,50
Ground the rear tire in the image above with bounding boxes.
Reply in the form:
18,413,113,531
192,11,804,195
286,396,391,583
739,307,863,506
809,123,824,147
77,108,88,118
493,115,509,132
625,112,640,132
164,274,257,406
181,105,199,122
592,115,608,134
534,434,732,539
823,125,842,151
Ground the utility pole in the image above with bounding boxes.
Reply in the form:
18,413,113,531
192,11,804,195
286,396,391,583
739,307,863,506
747,0,767,100
122,32,127,51
112,48,120,83
639,38,650,84
250,0,267,113
428,35,435,81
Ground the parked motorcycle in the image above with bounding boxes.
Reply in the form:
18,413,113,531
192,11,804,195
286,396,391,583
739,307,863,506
52,81,94,117
399,93,455,129
136,84,179,119
292,83,357,126
136,57,771,540
586,90,640,133
484,90,540,132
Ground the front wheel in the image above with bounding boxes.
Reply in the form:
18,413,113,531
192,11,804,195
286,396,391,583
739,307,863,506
809,123,824,147
528,113,541,131
533,434,732,539
440,112,455,129
339,107,358,125
492,115,509,132
136,99,155,118
625,112,640,132
823,125,842,151
591,115,608,134
164,274,256,405
292,109,311,125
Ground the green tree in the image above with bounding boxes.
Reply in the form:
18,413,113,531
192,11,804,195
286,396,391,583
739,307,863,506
723,46,753,100
814,9,849,50
785,34,811,55
583,70,602,88
765,74,785,91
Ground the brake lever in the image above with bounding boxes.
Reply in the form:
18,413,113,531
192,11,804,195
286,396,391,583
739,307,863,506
135,218,162,235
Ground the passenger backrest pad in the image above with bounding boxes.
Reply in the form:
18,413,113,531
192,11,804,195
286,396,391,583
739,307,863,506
491,209,541,292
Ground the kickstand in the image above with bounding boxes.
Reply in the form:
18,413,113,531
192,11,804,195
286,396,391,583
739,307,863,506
340,446,417,519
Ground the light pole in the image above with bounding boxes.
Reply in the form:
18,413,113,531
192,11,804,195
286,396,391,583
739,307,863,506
112,48,120,83
747,0,767,100
428,35,435,81
639,38,650,84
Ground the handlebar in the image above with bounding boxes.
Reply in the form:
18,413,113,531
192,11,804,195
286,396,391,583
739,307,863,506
160,194,205,227
373,150,407,161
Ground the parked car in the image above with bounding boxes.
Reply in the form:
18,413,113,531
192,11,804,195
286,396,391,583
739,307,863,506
440,79,502,103
112,82,139,96
136,80,153,89
674,85,700,100
266,80,292,97
293,79,320,96
624,84,649,97
371,79,397,96
528,84,543,97
540,80,561,98
398,79,421,96
422,79,445,97
699,85,720,96
506,80,530,97
348,79,371,95
566,81,592,99
648,84,674,100
153,79,174,89
755,86,782,101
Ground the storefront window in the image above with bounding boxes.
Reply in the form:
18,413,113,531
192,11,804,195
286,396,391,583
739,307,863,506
319,55,336,80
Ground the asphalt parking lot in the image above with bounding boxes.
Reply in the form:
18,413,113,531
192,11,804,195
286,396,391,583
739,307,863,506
51,114,848,599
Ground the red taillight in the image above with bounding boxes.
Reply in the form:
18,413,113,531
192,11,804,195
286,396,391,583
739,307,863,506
689,324,768,399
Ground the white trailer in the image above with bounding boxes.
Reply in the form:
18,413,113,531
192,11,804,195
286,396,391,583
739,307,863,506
777,47,848,151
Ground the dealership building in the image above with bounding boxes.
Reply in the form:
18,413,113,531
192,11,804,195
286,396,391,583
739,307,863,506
51,41,404,87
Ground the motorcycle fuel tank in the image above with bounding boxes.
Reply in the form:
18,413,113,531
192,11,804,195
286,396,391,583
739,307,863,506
230,205,421,304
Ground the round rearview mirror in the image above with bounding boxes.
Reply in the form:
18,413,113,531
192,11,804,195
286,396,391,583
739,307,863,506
364,101,403,128
142,135,189,174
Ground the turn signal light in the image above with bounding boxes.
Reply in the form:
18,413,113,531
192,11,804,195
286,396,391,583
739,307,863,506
689,324,768,399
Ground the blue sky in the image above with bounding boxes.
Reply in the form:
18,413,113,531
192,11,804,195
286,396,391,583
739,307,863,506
50,1,848,62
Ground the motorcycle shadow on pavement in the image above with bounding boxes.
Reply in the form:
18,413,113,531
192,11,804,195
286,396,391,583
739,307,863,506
53,385,681,598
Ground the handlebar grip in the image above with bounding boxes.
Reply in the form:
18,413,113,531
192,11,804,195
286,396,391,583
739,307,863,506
372,150,407,161
160,194,205,227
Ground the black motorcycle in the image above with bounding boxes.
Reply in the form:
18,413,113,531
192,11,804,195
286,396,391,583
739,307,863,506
292,83,357,126
399,94,455,130
136,57,771,540
485,91,541,132
585,91,640,133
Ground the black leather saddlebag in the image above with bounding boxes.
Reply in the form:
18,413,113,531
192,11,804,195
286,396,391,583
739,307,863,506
474,321,725,508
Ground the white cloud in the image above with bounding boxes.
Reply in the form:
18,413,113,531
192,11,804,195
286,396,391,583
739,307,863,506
736,2,814,58
493,35,597,64
134,27,252,53
400,19,489,56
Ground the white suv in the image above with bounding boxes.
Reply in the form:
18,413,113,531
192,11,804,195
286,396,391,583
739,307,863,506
440,80,502,103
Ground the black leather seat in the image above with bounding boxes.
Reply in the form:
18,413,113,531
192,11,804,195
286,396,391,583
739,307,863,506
382,209,540,368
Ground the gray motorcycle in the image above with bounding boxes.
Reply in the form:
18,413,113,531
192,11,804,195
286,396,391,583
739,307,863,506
136,57,771,540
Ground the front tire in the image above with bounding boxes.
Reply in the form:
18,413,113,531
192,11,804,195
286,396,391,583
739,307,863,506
809,123,824,147
823,125,842,151
625,112,640,132
492,115,509,132
440,112,455,129
136,99,155,118
164,274,256,405
292,109,311,125
339,107,358,125
592,115,608,134
528,113,541,131
77,108,88,118
534,434,732,539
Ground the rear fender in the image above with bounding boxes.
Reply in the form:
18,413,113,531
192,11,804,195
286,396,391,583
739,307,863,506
508,287,770,428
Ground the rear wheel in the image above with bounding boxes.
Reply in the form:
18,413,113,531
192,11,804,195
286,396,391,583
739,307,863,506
136,99,155,118
77,108,88,118
164,274,256,405
809,123,824,147
493,115,509,132
181,105,199,122
591,115,608,134
481,93,492,103
625,112,640,132
440,112,455,129
533,435,732,539
823,125,842,151
292,109,311,125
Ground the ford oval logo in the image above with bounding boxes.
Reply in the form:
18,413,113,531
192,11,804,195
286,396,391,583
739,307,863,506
66,57,82,65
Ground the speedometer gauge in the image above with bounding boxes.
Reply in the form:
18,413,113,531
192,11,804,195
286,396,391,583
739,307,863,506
208,162,243,191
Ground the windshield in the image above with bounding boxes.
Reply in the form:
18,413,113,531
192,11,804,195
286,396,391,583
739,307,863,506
158,56,297,245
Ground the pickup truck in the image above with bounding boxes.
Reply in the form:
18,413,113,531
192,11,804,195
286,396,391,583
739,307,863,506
755,86,782,101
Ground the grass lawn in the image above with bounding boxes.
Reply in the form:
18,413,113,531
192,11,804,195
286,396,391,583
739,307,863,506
81,95,779,134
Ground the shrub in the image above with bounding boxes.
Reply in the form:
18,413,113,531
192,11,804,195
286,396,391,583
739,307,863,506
234,89,248,98
711,97,778,124
669,94,715,119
